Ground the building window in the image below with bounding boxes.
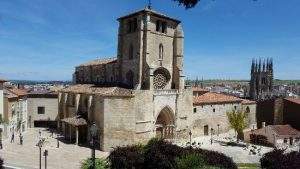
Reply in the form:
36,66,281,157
193,107,197,113
127,18,138,33
213,108,215,112
132,18,137,32
156,20,167,33
284,138,288,144
234,106,237,110
129,44,134,60
162,22,167,33
159,44,163,60
37,107,45,114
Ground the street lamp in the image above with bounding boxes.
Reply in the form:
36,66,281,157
90,122,98,169
210,128,214,145
43,150,48,169
36,138,45,169
217,124,220,137
188,130,192,149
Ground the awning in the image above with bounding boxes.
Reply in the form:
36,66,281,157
61,116,87,126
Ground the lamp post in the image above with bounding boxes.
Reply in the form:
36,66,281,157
43,149,48,169
188,130,192,149
90,122,98,169
210,128,214,145
217,124,220,137
36,139,44,169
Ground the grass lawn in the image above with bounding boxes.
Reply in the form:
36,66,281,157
238,163,261,169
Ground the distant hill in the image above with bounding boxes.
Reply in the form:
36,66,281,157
186,79,300,86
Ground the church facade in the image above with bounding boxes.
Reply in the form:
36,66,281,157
59,8,192,151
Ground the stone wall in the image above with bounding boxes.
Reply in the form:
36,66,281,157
191,103,241,137
102,97,135,151
27,97,58,128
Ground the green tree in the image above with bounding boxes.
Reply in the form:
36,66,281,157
226,109,247,142
173,0,200,9
81,158,110,169
173,0,259,9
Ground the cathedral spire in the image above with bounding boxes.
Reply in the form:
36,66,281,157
251,58,255,74
258,58,262,72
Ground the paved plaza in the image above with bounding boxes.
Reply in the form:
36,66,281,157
175,130,274,164
0,128,109,169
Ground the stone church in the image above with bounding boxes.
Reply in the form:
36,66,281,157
58,7,256,151
249,58,274,100
59,7,192,151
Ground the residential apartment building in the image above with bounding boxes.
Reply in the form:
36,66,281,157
2,87,28,139
27,90,58,128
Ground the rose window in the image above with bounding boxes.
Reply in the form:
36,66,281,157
153,67,170,89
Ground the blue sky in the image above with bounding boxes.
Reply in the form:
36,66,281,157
0,0,299,81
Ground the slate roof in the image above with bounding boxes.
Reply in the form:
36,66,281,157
60,84,133,97
78,58,117,67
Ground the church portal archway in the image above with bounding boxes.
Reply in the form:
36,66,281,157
155,106,175,139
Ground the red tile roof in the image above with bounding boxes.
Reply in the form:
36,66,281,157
78,58,117,67
0,79,7,83
9,88,28,96
60,84,133,97
285,98,300,105
270,125,300,136
192,87,209,92
241,99,256,105
193,92,242,105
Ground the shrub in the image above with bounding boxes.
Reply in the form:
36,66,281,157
175,153,206,169
260,149,300,169
192,148,237,169
250,134,273,147
143,138,184,169
109,145,144,169
81,158,110,169
109,138,237,169
0,157,3,169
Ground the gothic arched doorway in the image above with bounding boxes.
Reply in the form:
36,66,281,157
155,106,175,139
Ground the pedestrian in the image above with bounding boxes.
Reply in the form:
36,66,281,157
0,139,3,149
19,133,23,145
10,132,14,143
50,129,54,138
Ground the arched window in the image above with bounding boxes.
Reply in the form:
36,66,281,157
159,44,163,60
129,44,134,60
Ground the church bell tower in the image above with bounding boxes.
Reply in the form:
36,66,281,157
117,7,185,90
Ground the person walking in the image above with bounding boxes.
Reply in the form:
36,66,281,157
0,139,3,149
10,132,14,143
19,133,23,145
